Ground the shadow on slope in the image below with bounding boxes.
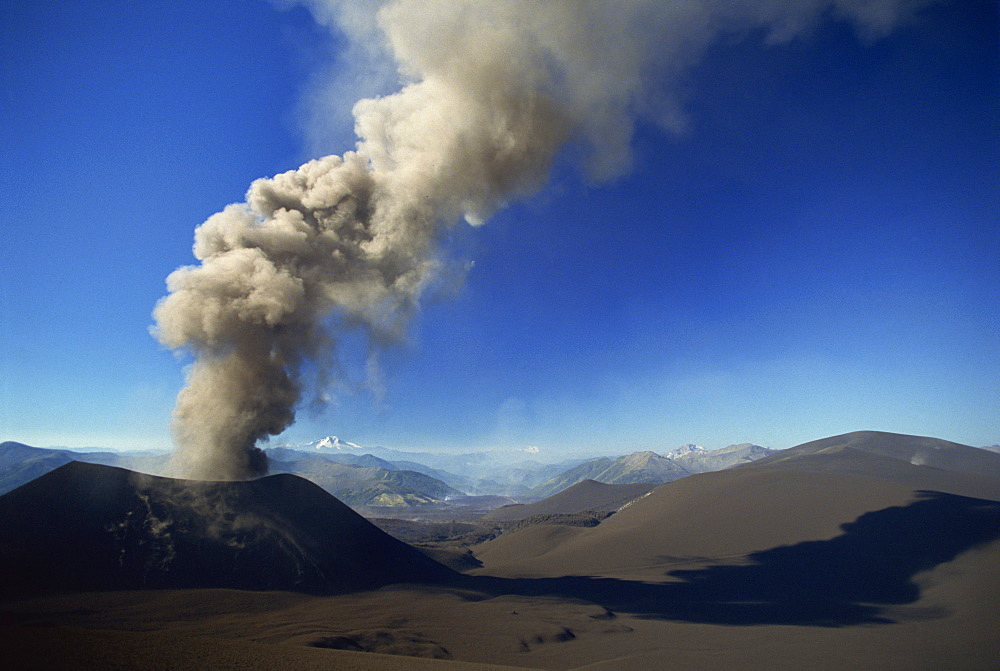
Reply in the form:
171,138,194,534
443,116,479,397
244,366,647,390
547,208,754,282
0,461,455,598
462,491,1000,626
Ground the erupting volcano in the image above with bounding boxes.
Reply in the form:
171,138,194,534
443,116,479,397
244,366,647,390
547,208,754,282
152,0,933,481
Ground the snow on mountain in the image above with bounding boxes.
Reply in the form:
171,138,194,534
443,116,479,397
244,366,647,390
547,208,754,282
663,444,707,458
532,443,775,497
301,436,365,451
671,443,775,474
278,436,774,497
276,438,590,496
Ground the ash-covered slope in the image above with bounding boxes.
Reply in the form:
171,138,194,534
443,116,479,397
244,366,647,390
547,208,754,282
0,442,75,495
474,431,1000,581
735,431,1000,500
483,480,656,523
0,461,454,597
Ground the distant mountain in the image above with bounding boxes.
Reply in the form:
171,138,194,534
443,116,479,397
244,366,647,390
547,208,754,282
664,444,705,458
268,456,463,507
0,441,169,494
0,461,454,597
299,435,366,451
284,436,437,463
982,444,1000,454
531,443,774,498
671,443,775,473
267,446,398,469
0,442,76,494
385,459,475,490
0,442,460,507
533,451,691,498
458,460,585,497
2,437,771,501
279,436,588,496
266,446,476,493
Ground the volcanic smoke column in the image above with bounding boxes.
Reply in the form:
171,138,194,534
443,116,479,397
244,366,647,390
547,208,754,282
152,0,926,480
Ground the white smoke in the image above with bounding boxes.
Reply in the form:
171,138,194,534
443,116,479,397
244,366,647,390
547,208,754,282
153,0,930,480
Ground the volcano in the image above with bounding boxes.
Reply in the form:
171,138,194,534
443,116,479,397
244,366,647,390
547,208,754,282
0,461,454,597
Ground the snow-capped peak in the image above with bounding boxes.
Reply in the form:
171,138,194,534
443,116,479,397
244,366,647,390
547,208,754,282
305,436,363,451
665,443,706,457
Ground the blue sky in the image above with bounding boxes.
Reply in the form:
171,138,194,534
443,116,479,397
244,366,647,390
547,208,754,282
1,1,997,458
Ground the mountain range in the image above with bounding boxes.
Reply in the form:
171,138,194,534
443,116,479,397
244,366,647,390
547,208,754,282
0,442,169,494
280,435,779,497
0,438,777,505
283,436,588,495
268,454,464,507
530,442,774,497
0,441,465,508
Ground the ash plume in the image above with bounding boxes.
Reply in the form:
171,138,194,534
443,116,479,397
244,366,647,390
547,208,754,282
153,0,928,480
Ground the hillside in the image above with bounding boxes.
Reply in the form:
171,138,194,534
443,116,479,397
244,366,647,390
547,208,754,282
0,442,76,494
0,461,454,597
483,480,656,523
474,432,1000,582
731,431,1000,500
269,456,464,507
531,452,688,498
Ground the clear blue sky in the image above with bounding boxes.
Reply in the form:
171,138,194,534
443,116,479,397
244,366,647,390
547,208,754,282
1,1,997,458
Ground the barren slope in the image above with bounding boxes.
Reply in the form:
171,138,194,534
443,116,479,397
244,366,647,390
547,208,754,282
474,431,1000,580
0,461,454,597
483,480,655,523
